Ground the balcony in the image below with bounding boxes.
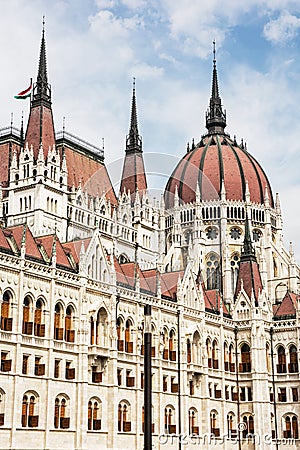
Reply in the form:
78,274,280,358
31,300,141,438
167,424,176,434
0,317,12,331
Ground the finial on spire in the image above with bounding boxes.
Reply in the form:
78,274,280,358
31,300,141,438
126,77,142,153
42,15,45,36
205,41,226,134
32,17,51,106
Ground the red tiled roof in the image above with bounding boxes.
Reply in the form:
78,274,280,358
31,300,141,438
62,238,91,264
165,134,273,208
7,224,43,261
234,258,263,303
0,228,13,251
204,289,229,315
120,152,147,201
25,104,56,159
161,271,183,299
37,234,73,269
273,291,298,318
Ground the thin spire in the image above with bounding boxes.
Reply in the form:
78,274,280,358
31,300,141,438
32,16,51,106
206,41,226,134
241,213,255,259
126,77,142,153
20,111,24,143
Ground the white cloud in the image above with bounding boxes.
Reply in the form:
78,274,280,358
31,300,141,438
95,0,116,8
263,10,300,43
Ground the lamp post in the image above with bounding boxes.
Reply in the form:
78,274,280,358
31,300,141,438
144,304,152,450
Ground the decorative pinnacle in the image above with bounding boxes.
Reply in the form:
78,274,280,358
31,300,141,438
206,41,226,134
241,213,256,259
33,16,51,105
126,77,142,153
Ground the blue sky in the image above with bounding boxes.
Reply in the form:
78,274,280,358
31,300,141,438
1,0,300,261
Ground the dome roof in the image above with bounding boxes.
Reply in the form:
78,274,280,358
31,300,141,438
164,134,274,209
164,45,274,209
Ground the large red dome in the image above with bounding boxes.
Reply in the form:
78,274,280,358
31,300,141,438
164,133,274,209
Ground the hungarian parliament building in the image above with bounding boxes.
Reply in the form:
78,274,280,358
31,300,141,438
0,25,299,450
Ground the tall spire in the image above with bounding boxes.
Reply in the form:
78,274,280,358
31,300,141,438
25,17,55,157
120,79,147,201
206,41,226,134
241,213,255,260
32,16,51,106
126,77,142,153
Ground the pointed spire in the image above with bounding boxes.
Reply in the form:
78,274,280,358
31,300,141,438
220,178,226,201
126,77,142,153
32,16,51,106
206,41,226,134
245,179,250,203
20,111,24,144
242,213,255,260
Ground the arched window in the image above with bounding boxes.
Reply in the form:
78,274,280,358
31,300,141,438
54,303,63,340
224,342,229,371
142,405,155,433
189,408,199,435
289,345,298,373
240,343,251,373
88,398,102,430
95,308,108,347
169,330,176,361
266,344,271,372
1,291,13,331
22,393,39,428
229,344,235,372
227,412,235,437
164,406,176,434
212,340,218,369
210,410,219,436
22,296,33,335
125,319,133,353
162,328,169,360
242,415,254,438
117,317,124,351
231,254,239,293
34,299,45,337
277,346,286,373
192,331,201,365
118,401,131,432
206,253,220,290
65,305,75,342
54,395,70,429
206,338,212,368
187,339,191,363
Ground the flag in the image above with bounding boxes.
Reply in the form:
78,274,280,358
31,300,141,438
14,79,32,100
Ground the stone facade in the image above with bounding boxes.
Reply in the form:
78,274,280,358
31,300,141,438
0,26,299,450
